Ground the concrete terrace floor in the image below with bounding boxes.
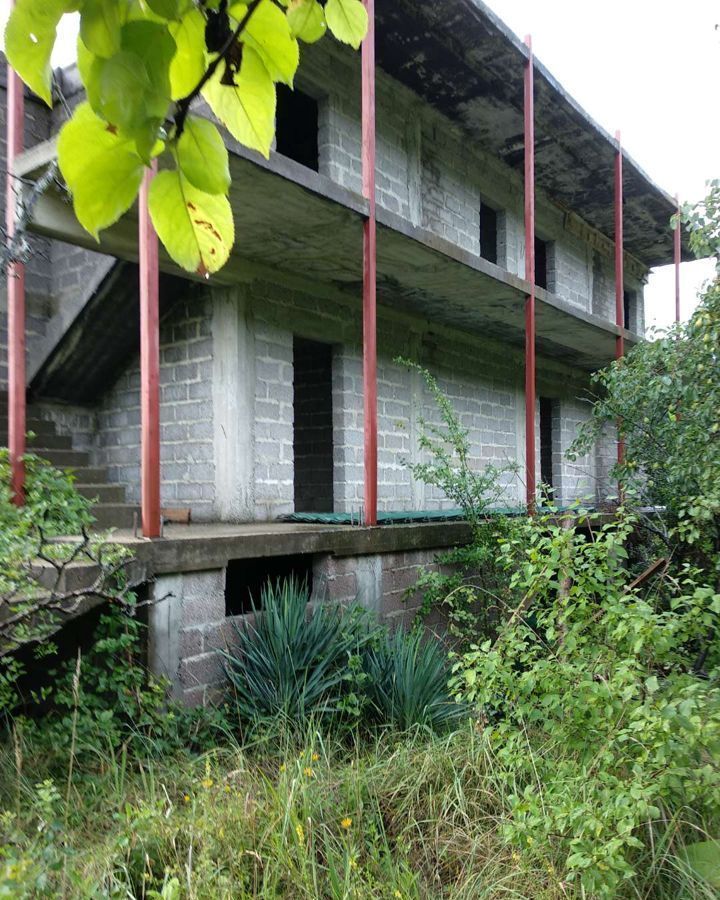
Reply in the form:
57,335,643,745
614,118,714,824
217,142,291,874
107,520,473,578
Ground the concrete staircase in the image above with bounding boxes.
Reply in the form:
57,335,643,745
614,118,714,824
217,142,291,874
0,393,138,529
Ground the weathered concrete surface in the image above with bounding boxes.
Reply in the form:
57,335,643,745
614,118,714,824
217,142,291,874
20,140,636,381
211,289,256,521
115,521,472,580
374,0,690,267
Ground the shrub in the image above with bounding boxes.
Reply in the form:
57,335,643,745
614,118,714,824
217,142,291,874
221,578,378,726
0,452,135,715
452,508,720,896
395,359,521,648
362,626,466,732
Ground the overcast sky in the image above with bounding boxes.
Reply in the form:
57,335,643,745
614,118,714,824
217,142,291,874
1,0,717,329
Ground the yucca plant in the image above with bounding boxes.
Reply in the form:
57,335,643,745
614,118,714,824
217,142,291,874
220,578,378,726
363,627,467,733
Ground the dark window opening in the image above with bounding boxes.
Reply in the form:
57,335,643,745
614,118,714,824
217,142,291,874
539,397,554,490
623,291,634,331
275,85,319,171
225,555,314,616
293,337,334,513
535,237,548,290
480,204,498,264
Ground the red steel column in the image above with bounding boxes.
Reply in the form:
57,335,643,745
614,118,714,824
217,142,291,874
139,163,161,537
614,131,625,360
614,131,625,468
361,0,378,526
5,26,26,505
523,35,536,512
674,194,681,323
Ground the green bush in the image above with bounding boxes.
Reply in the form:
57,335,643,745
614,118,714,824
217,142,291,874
0,452,134,712
221,578,379,726
452,508,720,896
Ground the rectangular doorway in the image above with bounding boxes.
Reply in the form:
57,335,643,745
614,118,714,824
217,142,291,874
539,396,555,492
293,337,334,512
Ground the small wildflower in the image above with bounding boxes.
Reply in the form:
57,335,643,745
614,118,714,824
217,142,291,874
201,777,214,790
224,784,231,793
279,763,286,773
511,850,520,863
340,817,352,830
311,752,319,762
303,767,314,778
183,794,191,803
349,856,358,870
296,823,305,842
394,892,402,899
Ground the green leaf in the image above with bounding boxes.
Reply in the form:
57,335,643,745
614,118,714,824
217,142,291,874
57,102,146,239
76,36,104,113
287,0,327,43
146,0,191,20
231,0,299,86
80,0,123,58
202,47,276,158
324,0,367,49
148,169,235,275
98,20,176,161
4,0,76,105
169,7,207,100
176,117,231,195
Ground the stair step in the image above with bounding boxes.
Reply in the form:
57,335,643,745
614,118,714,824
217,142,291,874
25,432,74,450
75,483,126,503
0,417,59,438
31,448,91,468
66,466,108,483
90,503,140,530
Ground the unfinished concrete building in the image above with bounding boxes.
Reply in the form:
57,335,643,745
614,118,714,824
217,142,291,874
1,1,689,703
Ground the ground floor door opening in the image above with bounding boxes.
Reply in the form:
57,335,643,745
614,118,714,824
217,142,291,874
293,336,334,513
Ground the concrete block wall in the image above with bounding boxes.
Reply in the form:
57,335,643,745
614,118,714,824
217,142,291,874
253,319,294,519
234,278,603,515
0,74,54,387
299,41,647,330
149,546,452,705
94,292,216,518
34,271,610,523
0,65,117,388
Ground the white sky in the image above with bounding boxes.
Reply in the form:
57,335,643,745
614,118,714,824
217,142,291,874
1,0,718,329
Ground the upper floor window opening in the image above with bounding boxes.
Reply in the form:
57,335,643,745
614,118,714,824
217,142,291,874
534,236,549,290
480,202,498,264
275,85,319,172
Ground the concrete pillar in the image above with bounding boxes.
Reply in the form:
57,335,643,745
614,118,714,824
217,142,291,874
147,574,184,699
406,112,423,228
212,288,256,521
354,554,383,613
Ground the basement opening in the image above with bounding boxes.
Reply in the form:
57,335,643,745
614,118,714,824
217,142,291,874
225,554,314,616
539,396,555,492
293,337,334,514
480,203,498,264
275,85,319,171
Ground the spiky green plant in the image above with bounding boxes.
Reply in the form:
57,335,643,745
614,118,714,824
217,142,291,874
220,578,378,726
363,627,467,732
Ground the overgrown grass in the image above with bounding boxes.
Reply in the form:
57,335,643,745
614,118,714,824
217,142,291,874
1,722,716,898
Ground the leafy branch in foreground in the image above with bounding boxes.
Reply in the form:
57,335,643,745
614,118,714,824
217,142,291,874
5,0,369,276
0,451,137,713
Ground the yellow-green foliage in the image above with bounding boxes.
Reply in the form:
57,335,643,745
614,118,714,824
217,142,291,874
1,724,717,899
